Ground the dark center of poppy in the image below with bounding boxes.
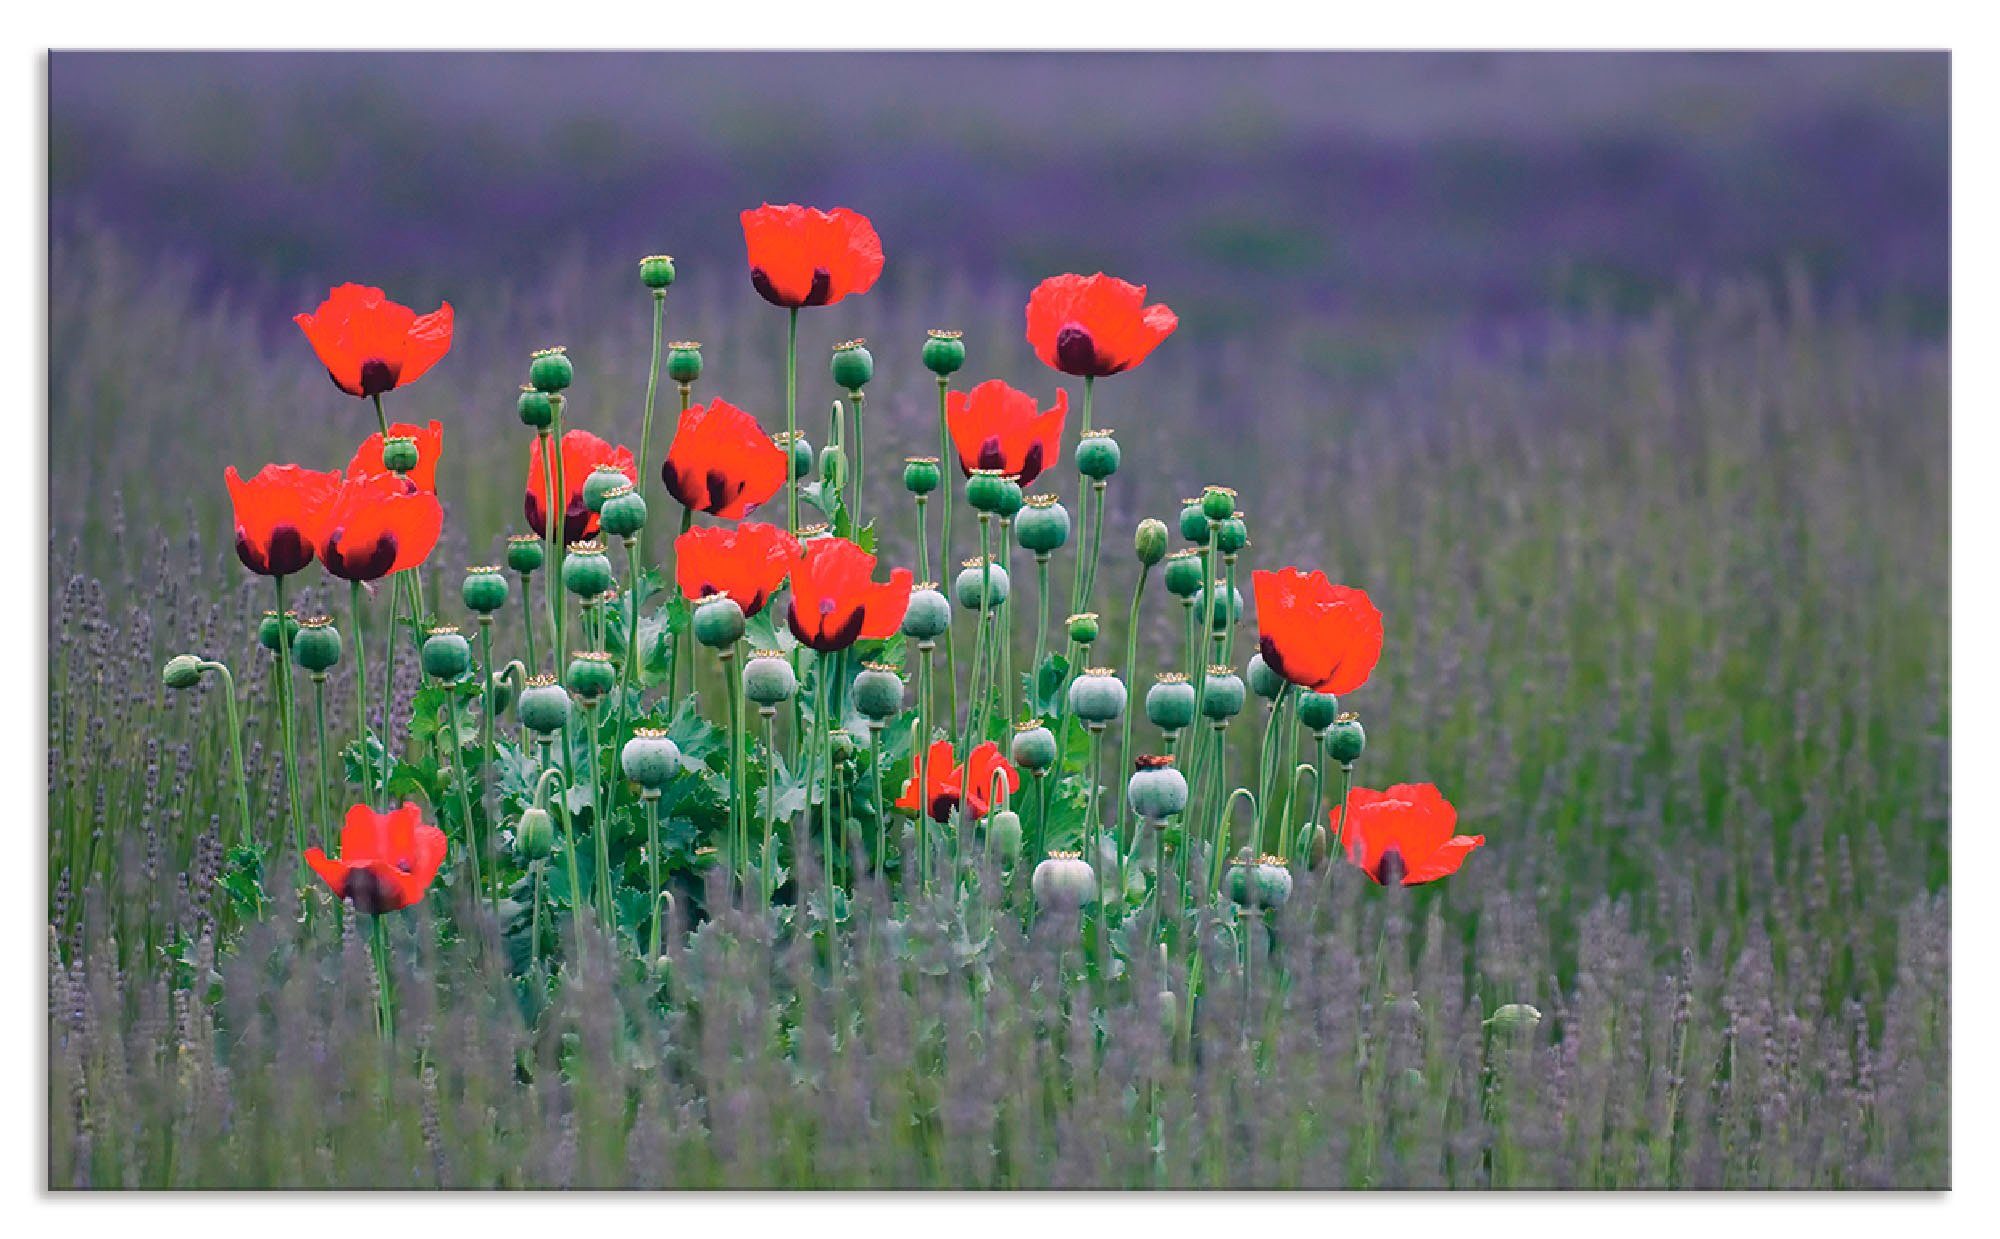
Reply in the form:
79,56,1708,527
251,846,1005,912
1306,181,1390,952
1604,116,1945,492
358,358,400,398
1055,323,1102,376
976,435,1007,472
326,529,399,582
704,468,741,514
563,494,593,543
237,523,314,578
803,267,833,307
1258,634,1293,684
1375,847,1406,887
344,866,394,916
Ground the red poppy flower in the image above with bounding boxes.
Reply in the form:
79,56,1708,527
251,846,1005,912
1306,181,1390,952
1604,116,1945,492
1340,783,1484,887
896,740,1021,823
224,463,342,577
740,204,884,309
660,399,789,519
526,430,638,543
675,521,799,617
1252,568,1384,696
320,471,444,583
946,380,1069,485
786,536,913,653
306,802,448,915
348,419,444,493
294,283,454,398
1025,272,1178,378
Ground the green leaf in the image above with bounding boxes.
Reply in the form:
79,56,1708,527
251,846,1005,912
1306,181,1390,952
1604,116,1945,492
1031,653,1071,718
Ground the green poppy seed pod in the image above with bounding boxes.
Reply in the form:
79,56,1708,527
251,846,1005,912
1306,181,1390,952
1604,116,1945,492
528,346,573,393
965,469,1008,513
1201,485,1237,522
819,444,847,492
776,432,814,480
1010,722,1059,772
1224,856,1291,909
1247,652,1285,700
692,596,746,649
900,587,952,641
829,728,858,764
462,565,510,615
505,533,545,575
638,253,676,290
830,339,874,390
1076,430,1121,480
1015,496,1071,554
517,385,555,430
1326,714,1366,764
1066,611,1100,646
922,329,966,377
561,541,615,599
599,486,649,538
1067,667,1127,725
954,559,1009,610
1487,1003,1545,1036
1201,668,1246,720
665,341,703,385
1134,518,1168,566
903,456,941,496
994,478,1025,518
257,610,301,654
516,806,555,860
582,465,627,514
1145,674,1196,731
421,627,472,680
293,616,343,674
743,650,798,707
1215,516,1249,556
1031,852,1096,911
518,676,572,735
1194,583,1243,631
1298,691,1339,734
381,435,420,475
987,810,1023,860
853,663,906,721
162,654,205,691
1178,501,1210,543
566,651,617,701
1257,860,1295,908
1163,550,1205,598
620,728,682,790
1126,755,1189,821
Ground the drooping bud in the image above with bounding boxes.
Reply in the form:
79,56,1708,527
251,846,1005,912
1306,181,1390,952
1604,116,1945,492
1145,673,1196,732
819,443,847,493
1016,494,1071,555
1298,691,1339,734
381,435,419,476
743,650,798,707
830,338,874,391
665,340,703,385
1247,652,1285,700
1031,851,1096,911
1010,720,1059,773
506,533,546,575
462,565,510,615
516,807,555,860
921,328,966,377
162,654,205,690
519,674,572,735
954,557,1009,610
421,626,472,680
293,615,343,674
638,253,677,290
528,346,573,393
1126,754,1189,822
598,485,649,539
900,586,952,641
987,810,1023,859
561,541,615,599
1163,548,1204,598
1134,518,1168,566
1076,429,1121,480
1325,713,1366,764
1066,611,1100,647
517,385,555,430
853,662,906,721
566,650,617,702
621,728,682,790
692,595,746,648
902,456,941,496
1201,666,1246,721
1067,666,1127,725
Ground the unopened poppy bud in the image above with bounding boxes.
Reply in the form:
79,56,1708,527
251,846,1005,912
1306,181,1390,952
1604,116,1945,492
1076,429,1121,480
516,806,555,860
258,610,300,653
693,595,746,648
566,651,617,701
1247,652,1284,700
1068,667,1126,725
965,468,1009,513
665,341,703,385
1303,822,1330,868
1031,851,1095,911
954,558,1009,610
462,565,510,614
1486,1003,1544,1036
828,728,857,764
1201,667,1246,720
900,587,952,641
775,431,813,480
381,435,419,475
293,615,343,674
987,810,1023,859
599,486,649,538
1298,691,1339,734
1179,500,1210,543
743,650,798,706
162,654,205,690
1194,582,1243,631
528,346,573,393
1145,673,1196,731
1066,611,1100,646
421,626,472,680
903,456,941,496
519,675,572,734
1134,518,1168,566
994,478,1025,518
830,339,874,390
621,728,682,790
1016,494,1071,554
638,253,676,290
582,465,628,514
517,386,555,430
1201,485,1236,522
562,541,615,599
506,533,545,575
853,662,906,721
819,444,847,492
922,329,966,377
1011,721,1059,772
1325,713,1366,764
1126,755,1189,821
1163,549,1204,598
1215,516,1249,556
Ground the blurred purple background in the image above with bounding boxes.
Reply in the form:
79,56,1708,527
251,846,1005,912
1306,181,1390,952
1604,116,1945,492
49,51,1947,337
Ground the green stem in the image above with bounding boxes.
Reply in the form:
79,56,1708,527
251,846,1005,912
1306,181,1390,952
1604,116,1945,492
638,291,667,483
441,687,485,911
371,393,389,438
272,576,306,881
1032,554,1051,683
644,791,663,962
370,915,396,1041
620,537,642,729
815,660,834,916
999,518,1016,727
550,400,570,674
1067,376,1094,617
935,378,959,731
583,704,609,929
530,861,545,976
1078,479,1109,620
349,581,373,806
517,569,540,674
785,307,800,541
719,647,744,897
916,648,933,896
201,661,253,852
311,674,334,851
850,390,867,529
914,494,931,583
378,571,401,808
760,707,779,910
1115,563,1153,866
477,620,499,909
